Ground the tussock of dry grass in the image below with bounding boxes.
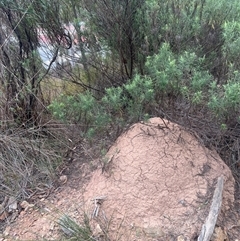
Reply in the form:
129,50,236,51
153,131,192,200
0,131,62,201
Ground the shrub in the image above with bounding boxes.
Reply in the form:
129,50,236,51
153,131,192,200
145,43,212,105
48,73,155,139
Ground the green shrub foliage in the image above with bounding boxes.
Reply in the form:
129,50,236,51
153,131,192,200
49,0,240,143
48,75,154,138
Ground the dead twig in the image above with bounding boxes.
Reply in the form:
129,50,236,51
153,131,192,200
198,176,224,241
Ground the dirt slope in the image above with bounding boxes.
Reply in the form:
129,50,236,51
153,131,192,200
84,118,235,240
2,118,239,241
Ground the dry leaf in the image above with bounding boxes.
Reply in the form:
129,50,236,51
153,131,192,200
212,227,228,241
0,211,9,221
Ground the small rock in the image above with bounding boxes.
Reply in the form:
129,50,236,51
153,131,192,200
92,223,104,238
7,196,18,213
20,201,34,211
59,175,68,184
177,235,186,241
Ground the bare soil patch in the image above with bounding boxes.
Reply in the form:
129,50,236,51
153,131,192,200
84,118,238,240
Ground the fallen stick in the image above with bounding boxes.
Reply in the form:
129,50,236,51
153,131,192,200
198,176,224,241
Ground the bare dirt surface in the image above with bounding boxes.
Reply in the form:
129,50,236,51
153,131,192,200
1,118,240,240
0,148,98,240
84,118,238,241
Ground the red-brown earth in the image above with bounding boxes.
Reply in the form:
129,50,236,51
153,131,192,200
1,118,240,241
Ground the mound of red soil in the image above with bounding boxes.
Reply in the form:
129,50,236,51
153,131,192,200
84,118,235,240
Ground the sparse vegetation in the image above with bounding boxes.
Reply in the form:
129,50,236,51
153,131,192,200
58,214,93,240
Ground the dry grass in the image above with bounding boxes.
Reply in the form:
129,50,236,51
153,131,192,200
0,129,63,202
